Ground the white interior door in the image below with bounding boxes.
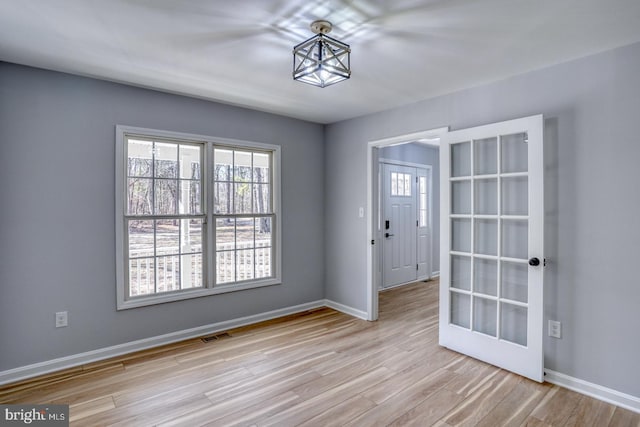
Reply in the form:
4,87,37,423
439,115,544,382
383,163,417,287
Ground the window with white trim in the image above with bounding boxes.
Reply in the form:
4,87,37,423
116,126,281,309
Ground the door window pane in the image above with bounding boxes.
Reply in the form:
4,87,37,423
451,292,471,329
451,255,471,291
501,303,527,346
501,133,528,173
501,262,528,303
475,219,498,256
452,181,471,214
474,258,497,296
452,219,471,253
501,176,528,215
475,179,497,215
474,137,497,175
502,219,528,259
451,142,471,177
474,297,497,337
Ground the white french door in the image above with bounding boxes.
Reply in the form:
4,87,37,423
439,115,544,382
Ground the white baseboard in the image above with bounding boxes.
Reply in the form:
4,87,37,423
431,271,440,278
544,369,640,414
0,300,326,386
7,303,638,417
323,299,368,320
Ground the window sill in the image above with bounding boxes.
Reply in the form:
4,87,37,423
117,278,281,310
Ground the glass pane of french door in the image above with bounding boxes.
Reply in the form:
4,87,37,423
449,132,530,344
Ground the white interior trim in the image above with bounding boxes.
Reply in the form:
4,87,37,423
0,300,324,386
3,300,640,415
545,369,640,414
367,127,448,321
378,157,432,169
323,299,368,320
0,299,371,386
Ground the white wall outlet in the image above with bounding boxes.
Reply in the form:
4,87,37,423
548,320,561,338
55,311,68,328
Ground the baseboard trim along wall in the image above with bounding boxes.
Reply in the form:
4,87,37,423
3,304,639,414
431,271,440,278
544,369,640,414
323,299,369,320
0,300,326,386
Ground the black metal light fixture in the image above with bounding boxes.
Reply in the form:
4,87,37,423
293,20,351,88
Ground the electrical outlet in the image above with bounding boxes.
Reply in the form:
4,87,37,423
55,311,68,328
548,320,561,338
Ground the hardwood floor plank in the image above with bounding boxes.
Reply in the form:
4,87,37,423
441,369,520,426
564,395,617,426
609,406,640,427
387,388,465,426
199,391,302,427
345,369,456,427
296,395,377,427
68,395,115,423
1,279,636,426
475,379,552,427
257,366,394,426
520,416,554,426
529,385,583,425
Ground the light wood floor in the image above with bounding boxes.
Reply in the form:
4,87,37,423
1,280,638,426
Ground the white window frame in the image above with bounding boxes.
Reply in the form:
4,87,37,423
116,125,282,310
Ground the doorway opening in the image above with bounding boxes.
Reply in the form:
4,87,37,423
366,127,448,320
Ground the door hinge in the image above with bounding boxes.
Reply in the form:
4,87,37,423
371,239,375,245
416,264,419,270
416,220,419,227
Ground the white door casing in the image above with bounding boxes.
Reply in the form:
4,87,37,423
439,115,544,382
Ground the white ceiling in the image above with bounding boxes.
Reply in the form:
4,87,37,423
2,0,640,124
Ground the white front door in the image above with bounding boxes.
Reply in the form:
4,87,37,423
439,115,545,382
382,163,418,287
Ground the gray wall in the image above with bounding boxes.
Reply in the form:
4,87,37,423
325,42,640,397
380,143,440,272
0,63,325,371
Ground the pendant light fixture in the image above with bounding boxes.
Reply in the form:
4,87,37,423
293,20,351,88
